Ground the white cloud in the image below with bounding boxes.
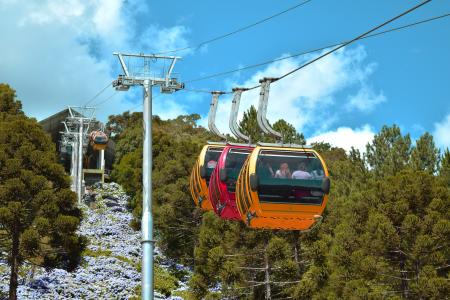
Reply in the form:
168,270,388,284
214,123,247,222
140,25,192,55
433,114,450,149
18,0,131,49
92,0,123,36
307,125,375,153
25,0,86,25
153,95,189,120
0,0,191,122
346,84,386,112
201,46,383,137
0,7,114,120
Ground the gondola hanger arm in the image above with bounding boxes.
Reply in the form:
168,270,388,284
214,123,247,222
208,91,227,140
257,77,283,141
229,87,251,143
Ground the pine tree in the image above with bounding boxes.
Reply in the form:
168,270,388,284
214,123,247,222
366,124,411,178
238,105,264,143
0,84,85,300
439,149,450,186
111,112,208,263
410,132,440,173
105,111,143,142
238,105,306,144
0,84,23,115
110,102,450,299
273,119,306,145
324,170,450,299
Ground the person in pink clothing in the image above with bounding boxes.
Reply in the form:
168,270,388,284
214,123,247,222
292,161,312,179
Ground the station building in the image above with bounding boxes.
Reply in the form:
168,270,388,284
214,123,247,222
39,108,115,185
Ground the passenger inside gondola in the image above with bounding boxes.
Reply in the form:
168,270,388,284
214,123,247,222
275,163,291,178
292,161,312,179
204,147,223,185
207,160,217,169
256,150,325,204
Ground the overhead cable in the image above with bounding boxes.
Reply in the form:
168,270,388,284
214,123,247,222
92,91,119,107
183,88,225,94
185,8,446,88
274,0,432,82
155,0,313,55
83,82,112,106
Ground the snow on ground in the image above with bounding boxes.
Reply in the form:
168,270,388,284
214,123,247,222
0,183,189,300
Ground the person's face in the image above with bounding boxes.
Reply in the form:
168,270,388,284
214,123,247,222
280,163,289,171
298,162,306,170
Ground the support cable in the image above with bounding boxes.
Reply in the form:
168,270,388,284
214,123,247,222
184,9,447,87
122,4,440,113
184,88,231,94
274,0,432,82
83,82,113,106
91,91,119,107
155,0,313,55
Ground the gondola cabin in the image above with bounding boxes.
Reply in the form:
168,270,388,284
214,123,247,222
208,145,254,220
189,144,225,210
236,146,330,230
89,130,108,151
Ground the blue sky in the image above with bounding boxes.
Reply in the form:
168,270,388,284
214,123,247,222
0,0,449,151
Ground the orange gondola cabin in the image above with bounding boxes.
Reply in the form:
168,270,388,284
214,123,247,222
236,145,330,230
89,130,109,151
189,144,225,210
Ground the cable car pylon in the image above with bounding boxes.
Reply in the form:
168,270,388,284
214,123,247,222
112,52,183,300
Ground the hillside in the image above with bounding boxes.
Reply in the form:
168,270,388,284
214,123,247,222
0,183,188,299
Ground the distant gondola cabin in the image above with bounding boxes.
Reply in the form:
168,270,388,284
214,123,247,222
189,144,225,210
89,130,108,151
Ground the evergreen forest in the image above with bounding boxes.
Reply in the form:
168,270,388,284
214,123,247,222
109,107,450,299
0,84,85,300
0,82,449,299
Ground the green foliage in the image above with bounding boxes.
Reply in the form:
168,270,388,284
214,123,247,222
111,105,449,299
366,124,411,178
130,264,180,299
0,84,85,299
440,149,450,186
324,169,450,299
111,112,208,264
187,124,448,299
154,265,180,297
238,105,263,143
237,105,304,144
273,119,306,145
106,111,143,142
82,248,112,258
410,132,440,173
0,83,23,115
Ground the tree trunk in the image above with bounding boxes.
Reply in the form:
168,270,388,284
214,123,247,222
400,259,409,299
9,228,20,300
293,231,300,264
264,245,271,300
